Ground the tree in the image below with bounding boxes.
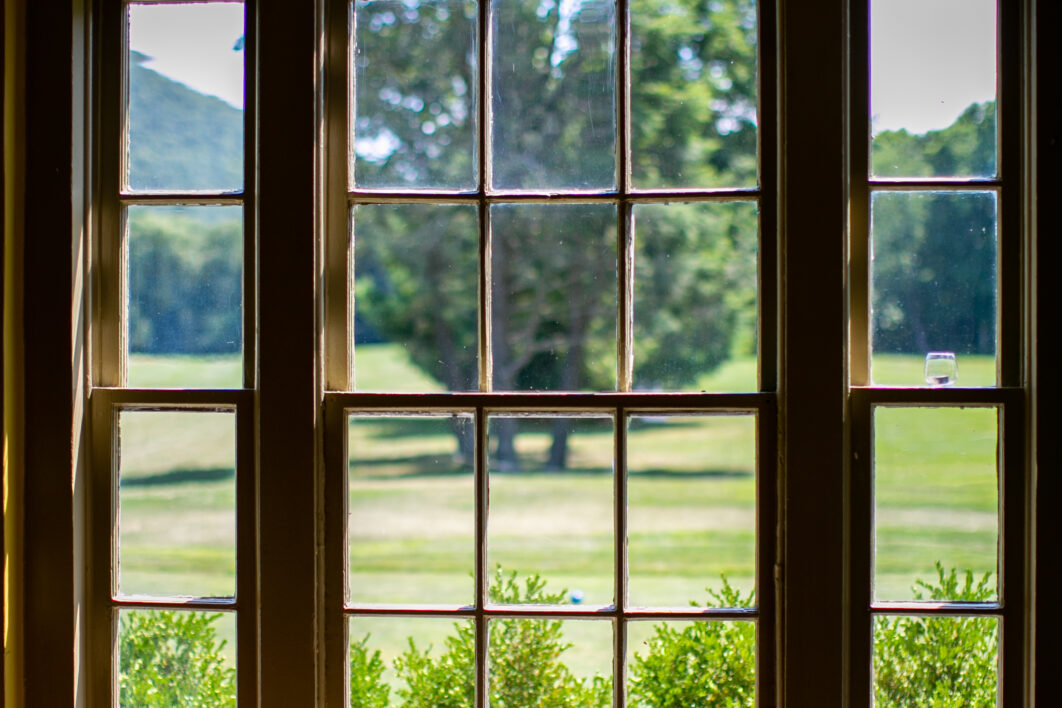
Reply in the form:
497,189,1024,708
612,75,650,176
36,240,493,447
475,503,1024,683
870,102,997,357
352,0,761,467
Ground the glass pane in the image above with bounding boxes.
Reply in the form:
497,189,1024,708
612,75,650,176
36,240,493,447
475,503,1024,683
126,206,243,389
633,202,758,392
118,410,236,597
627,619,756,706
349,616,470,706
118,609,236,706
627,414,756,607
487,415,614,605
352,204,478,391
488,618,611,706
490,204,617,391
491,0,616,190
870,0,997,178
870,191,997,386
126,2,244,191
352,0,478,189
631,0,758,188
348,414,475,604
874,615,998,707
873,407,999,601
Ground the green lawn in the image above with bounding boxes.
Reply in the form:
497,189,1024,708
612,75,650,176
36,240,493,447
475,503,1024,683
121,349,1001,678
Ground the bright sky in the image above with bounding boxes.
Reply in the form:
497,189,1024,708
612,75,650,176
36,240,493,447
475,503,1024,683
129,0,999,135
871,0,997,134
128,3,245,109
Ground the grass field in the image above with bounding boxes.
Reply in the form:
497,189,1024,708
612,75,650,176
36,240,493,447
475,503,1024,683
120,347,1001,682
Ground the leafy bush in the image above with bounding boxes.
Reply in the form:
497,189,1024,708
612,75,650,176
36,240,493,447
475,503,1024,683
874,563,998,708
349,634,392,708
116,568,997,707
391,568,610,708
627,577,755,708
118,610,235,708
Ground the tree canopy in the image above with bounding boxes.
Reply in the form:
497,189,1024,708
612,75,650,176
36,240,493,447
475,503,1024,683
125,0,999,453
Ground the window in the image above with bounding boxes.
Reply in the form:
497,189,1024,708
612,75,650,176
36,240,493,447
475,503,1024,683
322,0,774,704
5,0,1050,706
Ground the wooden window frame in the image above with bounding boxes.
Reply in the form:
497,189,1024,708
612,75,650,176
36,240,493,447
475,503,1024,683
6,0,1055,706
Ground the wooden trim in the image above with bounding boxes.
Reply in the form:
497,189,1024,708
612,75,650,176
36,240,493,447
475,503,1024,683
256,0,322,703
778,1,849,705
22,0,81,704
1033,0,1061,703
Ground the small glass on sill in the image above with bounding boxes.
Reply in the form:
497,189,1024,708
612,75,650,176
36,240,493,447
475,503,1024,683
924,352,958,386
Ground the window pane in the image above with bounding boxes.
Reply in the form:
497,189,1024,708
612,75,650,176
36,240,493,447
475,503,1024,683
118,609,236,705
627,619,756,706
491,0,616,190
490,204,616,391
874,615,998,707
633,202,758,392
873,407,998,602
126,206,243,389
631,0,758,188
352,204,479,392
126,2,244,191
117,410,236,598
627,414,756,607
870,0,997,178
349,616,470,705
870,191,997,386
352,0,478,189
347,414,475,605
487,415,614,605
488,617,611,706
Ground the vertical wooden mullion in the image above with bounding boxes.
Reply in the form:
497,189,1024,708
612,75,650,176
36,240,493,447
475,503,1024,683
235,391,259,708
322,396,349,707
88,392,116,707
474,406,489,708
478,0,492,392
846,389,873,707
616,0,631,399
96,0,123,389
323,0,350,392
998,0,1022,390
846,0,869,389
1000,394,1027,707
256,0,320,703
757,0,778,395
618,203,633,393
1033,2,1062,702
613,407,628,708
243,0,258,392
756,399,779,707
778,0,848,706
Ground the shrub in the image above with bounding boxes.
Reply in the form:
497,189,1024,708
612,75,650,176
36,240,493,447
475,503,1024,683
355,567,611,707
118,610,235,708
873,563,998,708
350,634,391,708
626,577,756,708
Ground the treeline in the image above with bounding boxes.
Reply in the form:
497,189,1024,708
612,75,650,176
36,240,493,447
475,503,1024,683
126,0,996,368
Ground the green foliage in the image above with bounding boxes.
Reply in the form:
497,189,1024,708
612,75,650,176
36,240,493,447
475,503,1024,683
874,564,998,708
350,635,392,708
353,568,610,707
118,611,235,708
627,578,755,708
630,0,758,187
127,208,242,356
870,103,997,356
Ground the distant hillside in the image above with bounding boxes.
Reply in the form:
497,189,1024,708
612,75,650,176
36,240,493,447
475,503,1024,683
128,51,243,191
